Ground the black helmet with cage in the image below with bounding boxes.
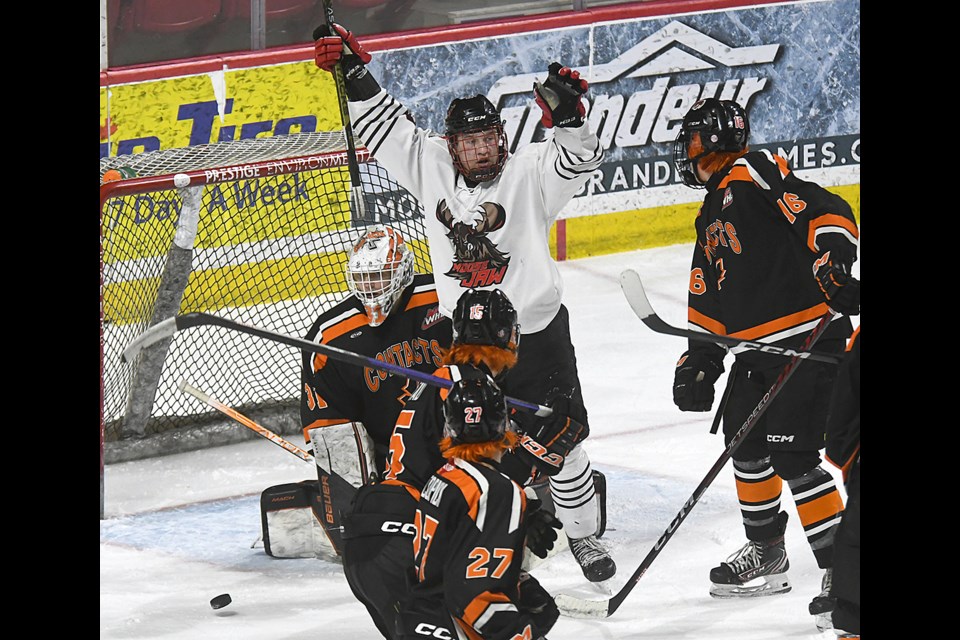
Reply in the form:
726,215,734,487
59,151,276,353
444,95,509,183
442,368,510,445
452,288,520,352
673,98,750,188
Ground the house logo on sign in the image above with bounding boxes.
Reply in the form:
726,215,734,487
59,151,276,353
488,21,781,151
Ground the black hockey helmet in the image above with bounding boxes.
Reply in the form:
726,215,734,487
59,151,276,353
673,98,750,188
443,368,510,444
445,95,502,136
452,288,520,352
444,95,508,182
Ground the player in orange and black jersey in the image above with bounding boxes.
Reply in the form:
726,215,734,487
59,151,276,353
340,288,569,640
397,369,559,640
669,98,860,630
382,288,582,494
825,326,859,638
299,224,451,476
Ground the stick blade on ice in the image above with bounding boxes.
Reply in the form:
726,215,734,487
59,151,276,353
554,593,612,619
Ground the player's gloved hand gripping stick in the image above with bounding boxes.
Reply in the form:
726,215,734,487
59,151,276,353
313,0,367,219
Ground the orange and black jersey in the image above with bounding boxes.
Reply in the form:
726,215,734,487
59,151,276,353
408,458,541,640
381,364,469,498
688,150,859,353
300,273,452,469
826,326,860,483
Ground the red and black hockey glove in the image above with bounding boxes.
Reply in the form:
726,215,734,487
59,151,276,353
815,260,860,316
673,347,724,412
533,391,589,458
313,23,371,78
510,390,588,476
533,62,588,128
524,499,561,559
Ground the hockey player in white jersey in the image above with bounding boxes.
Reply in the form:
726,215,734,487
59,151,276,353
314,24,615,582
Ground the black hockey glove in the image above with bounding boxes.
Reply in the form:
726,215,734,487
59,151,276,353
499,447,539,485
815,260,860,316
313,23,380,101
533,62,588,128
517,571,560,636
673,347,724,412
525,499,561,559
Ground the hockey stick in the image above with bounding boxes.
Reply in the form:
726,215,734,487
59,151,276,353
317,0,366,220
619,269,840,364
554,311,835,619
180,380,358,553
122,312,550,416
179,381,314,462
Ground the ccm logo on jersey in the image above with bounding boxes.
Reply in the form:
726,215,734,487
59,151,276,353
767,434,795,443
381,520,417,536
414,623,454,638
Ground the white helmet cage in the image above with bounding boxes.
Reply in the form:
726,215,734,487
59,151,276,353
346,225,415,326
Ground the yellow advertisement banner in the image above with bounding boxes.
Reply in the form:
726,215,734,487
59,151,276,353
100,61,341,157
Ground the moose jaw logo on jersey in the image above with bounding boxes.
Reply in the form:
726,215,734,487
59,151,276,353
436,199,510,289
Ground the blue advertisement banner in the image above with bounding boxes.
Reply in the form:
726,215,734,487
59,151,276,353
365,0,859,213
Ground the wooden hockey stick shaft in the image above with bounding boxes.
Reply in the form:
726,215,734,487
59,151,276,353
555,311,835,619
180,380,359,554
320,0,366,220
123,312,550,416
179,381,313,463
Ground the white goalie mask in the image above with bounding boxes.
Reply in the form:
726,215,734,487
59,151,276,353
347,225,415,327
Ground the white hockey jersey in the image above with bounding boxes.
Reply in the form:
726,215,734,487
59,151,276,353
349,90,604,333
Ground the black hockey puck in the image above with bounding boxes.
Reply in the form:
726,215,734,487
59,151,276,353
210,594,232,610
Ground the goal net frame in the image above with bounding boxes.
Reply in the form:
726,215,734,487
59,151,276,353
99,131,428,517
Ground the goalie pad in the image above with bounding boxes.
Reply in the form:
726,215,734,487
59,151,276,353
260,480,339,561
309,421,377,487
260,422,376,560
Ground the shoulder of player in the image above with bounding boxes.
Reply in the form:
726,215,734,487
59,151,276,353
438,459,506,494
312,299,369,344
404,274,445,312
713,149,790,191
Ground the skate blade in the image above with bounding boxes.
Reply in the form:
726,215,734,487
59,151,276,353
709,574,791,599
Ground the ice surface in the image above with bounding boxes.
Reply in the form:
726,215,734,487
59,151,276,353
101,242,858,639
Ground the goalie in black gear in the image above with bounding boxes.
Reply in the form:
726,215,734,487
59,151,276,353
299,224,451,478
671,97,859,631
270,225,452,564
312,23,615,585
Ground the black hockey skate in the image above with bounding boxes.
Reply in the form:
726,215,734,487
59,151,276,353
709,513,791,598
808,568,835,631
568,535,616,582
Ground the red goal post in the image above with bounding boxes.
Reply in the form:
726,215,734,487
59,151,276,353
99,131,429,515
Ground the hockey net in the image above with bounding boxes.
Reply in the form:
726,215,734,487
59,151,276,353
99,131,428,464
